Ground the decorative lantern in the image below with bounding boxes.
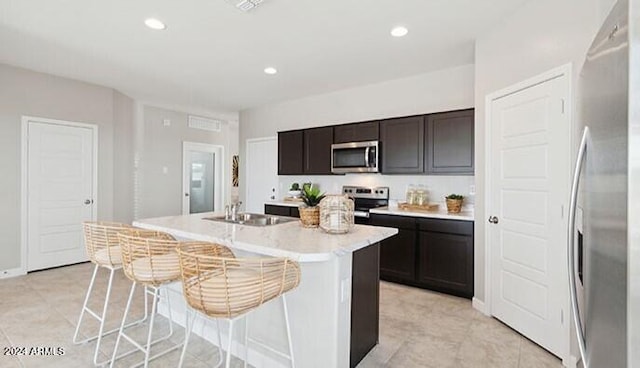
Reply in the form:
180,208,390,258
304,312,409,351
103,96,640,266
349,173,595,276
319,195,354,234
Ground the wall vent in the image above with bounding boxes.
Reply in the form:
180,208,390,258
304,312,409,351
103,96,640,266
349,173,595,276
226,0,265,12
188,115,223,132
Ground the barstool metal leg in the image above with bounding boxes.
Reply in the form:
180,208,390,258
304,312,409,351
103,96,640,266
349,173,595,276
109,282,137,368
244,315,249,368
282,294,295,368
226,319,234,368
178,308,194,368
73,264,100,345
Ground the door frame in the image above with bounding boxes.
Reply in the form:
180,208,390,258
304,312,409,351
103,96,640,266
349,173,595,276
245,136,278,213
20,116,99,275
182,141,225,215
483,64,573,363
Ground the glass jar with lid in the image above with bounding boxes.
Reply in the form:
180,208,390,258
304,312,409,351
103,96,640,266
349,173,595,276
406,185,417,205
415,185,428,206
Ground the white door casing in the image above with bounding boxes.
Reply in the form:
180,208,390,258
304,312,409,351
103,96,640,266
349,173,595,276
23,117,97,272
486,65,571,361
182,142,224,215
245,137,278,214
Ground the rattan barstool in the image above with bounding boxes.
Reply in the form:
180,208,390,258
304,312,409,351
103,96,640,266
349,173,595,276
176,243,301,368
109,233,221,368
73,222,174,366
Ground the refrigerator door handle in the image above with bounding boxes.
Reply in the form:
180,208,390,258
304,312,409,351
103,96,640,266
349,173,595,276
568,126,589,366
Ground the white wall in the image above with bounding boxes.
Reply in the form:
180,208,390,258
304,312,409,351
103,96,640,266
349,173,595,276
239,64,476,206
473,0,616,304
0,63,116,271
135,105,239,219
0,63,240,273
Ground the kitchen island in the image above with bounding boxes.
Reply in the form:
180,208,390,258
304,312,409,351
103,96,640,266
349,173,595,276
133,212,397,368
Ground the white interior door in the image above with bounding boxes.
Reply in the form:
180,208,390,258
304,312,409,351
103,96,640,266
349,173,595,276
26,119,95,271
488,72,570,358
182,142,224,215
246,137,277,214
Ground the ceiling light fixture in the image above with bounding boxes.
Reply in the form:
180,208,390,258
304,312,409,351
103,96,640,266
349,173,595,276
264,67,278,75
144,18,167,30
390,26,408,37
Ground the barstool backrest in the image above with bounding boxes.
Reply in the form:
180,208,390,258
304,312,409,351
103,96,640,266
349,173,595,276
177,243,301,319
83,222,136,267
117,231,184,286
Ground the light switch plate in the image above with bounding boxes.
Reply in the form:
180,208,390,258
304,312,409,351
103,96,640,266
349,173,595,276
163,119,171,127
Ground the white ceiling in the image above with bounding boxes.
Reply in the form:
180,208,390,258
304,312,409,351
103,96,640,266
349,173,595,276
0,0,528,112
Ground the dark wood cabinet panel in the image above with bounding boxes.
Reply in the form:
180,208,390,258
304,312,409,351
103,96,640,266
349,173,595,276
380,116,425,174
350,243,380,368
370,213,473,299
334,121,379,143
425,109,475,175
303,127,333,174
370,214,416,282
418,231,474,298
264,204,300,218
278,130,303,175
379,229,416,281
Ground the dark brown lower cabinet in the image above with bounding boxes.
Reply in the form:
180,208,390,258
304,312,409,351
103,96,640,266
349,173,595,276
370,213,474,298
418,231,473,297
264,204,300,218
350,243,380,368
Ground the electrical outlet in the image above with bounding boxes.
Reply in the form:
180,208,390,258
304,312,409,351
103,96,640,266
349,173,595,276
163,119,171,127
162,167,168,174
469,185,476,195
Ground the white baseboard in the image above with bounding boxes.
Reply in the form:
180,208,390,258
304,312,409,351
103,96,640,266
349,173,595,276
0,268,27,279
472,297,489,316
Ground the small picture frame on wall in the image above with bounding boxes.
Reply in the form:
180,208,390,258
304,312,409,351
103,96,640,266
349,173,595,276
232,155,239,187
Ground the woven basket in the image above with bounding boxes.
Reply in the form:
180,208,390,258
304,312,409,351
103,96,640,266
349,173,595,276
445,198,463,213
299,206,320,228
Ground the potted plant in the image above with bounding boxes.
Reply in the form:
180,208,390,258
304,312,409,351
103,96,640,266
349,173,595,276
299,185,326,228
445,194,464,213
288,183,301,198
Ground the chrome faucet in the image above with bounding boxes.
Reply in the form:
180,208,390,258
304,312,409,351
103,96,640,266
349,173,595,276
229,201,242,221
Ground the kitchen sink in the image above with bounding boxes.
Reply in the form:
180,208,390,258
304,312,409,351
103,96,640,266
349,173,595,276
203,213,296,226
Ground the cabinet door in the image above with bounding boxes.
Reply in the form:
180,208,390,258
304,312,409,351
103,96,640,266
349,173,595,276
278,131,303,175
380,116,425,174
304,127,333,174
370,214,416,282
334,121,379,143
264,204,292,217
290,206,300,218
425,109,474,175
379,229,416,281
418,231,473,298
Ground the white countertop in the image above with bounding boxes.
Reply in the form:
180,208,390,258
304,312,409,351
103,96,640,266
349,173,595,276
265,200,303,208
369,206,474,221
133,212,397,263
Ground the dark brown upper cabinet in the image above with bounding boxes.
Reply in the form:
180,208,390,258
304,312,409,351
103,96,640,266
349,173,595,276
379,116,425,174
278,130,304,175
303,126,333,174
425,109,475,175
333,121,379,143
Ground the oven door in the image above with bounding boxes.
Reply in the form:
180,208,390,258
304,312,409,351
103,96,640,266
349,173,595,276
331,141,378,173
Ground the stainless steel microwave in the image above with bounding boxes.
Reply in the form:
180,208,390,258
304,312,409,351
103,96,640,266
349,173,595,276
331,141,379,173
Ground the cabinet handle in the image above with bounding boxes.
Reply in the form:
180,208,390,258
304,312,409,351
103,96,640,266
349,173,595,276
568,126,589,365
488,216,499,224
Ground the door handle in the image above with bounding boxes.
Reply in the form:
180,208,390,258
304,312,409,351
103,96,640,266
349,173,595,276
488,216,499,224
568,126,589,366
364,146,371,167
84,199,92,205
185,193,189,197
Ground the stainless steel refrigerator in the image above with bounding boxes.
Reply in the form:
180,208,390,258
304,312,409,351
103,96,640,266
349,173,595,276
568,0,640,366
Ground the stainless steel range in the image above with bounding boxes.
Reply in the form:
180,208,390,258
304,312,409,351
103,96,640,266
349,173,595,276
342,186,389,225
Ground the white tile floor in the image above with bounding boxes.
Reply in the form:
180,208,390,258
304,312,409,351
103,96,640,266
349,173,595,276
0,263,562,367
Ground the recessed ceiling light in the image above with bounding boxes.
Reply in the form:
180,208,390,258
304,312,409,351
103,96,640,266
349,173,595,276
145,18,166,30
390,26,408,37
264,67,278,75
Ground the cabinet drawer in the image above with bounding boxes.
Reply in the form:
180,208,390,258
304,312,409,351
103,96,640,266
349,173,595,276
370,214,416,230
417,218,473,235
290,207,300,218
